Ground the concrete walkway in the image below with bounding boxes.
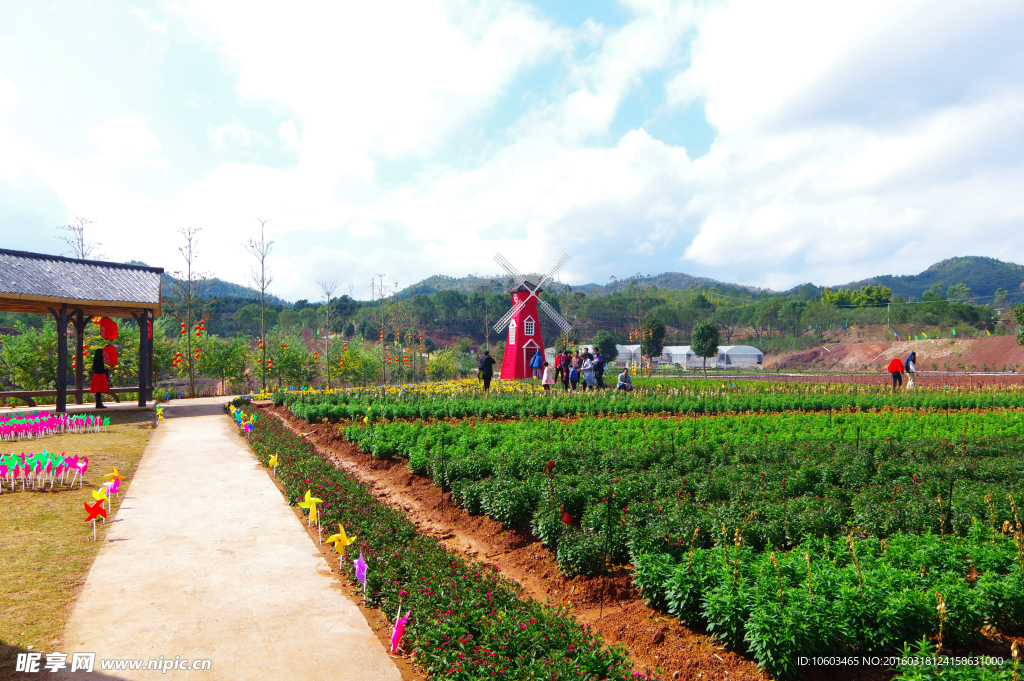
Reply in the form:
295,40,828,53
57,397,400,681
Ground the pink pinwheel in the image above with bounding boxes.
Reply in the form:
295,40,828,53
354,551,367,587
104,477,120,497
390,607,410,654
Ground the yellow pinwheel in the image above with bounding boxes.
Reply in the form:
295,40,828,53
103,467,120,482
268,454,278,467
91,487,107,502
325,523,356,553
297,489,323,525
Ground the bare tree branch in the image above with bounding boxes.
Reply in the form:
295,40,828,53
317,278,338,388
243,218,274,391
166,227,215,398
55,216,105,260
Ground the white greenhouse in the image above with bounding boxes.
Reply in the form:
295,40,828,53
611,343,763,369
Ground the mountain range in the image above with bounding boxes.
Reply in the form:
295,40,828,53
148,255,1024,306
397,256,1024,303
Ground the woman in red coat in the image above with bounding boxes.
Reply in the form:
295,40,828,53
887,356,904,390
90,349,109,408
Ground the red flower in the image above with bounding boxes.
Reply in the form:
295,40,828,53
561,512,572,525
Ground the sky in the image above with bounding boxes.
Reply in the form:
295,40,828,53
1,0,1023,302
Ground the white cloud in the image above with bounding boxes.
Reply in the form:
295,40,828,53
208,118,253,151
3,1,1024,300
277,122,300,152
0,73,19,113
132,8,166,32
86,114,168,168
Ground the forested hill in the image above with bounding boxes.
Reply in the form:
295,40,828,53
401,256,1024,302
125,261,290,305
840,256,1024,301
399,271,761,297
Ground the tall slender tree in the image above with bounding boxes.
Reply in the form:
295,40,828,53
243,219,274,391
167,227,215,397
317,278,338,388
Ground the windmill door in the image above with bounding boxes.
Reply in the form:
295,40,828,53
522,339,539,373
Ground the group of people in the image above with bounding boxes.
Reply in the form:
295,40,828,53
478,347,636,392
887,351,919,389
545,347,606,391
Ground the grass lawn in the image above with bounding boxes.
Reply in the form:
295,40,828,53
0,409,155,677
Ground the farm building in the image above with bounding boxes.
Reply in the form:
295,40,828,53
715,345,764,368
607,344,764,369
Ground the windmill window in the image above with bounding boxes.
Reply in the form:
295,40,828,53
524,319,535,336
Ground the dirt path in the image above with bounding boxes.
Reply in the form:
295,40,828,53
52,398,400,681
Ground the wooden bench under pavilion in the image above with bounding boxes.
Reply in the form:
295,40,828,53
0,248,163,412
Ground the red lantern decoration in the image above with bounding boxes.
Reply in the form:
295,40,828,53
102,345,119,367
99,317,118,341
147,319,153,340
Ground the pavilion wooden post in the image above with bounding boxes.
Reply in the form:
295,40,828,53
148,312,154,399
73,311,86,404
137,310,149,407
55,304,68,413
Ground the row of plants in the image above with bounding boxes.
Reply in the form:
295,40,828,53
280,380,1024,422
342,415,1024,575
240,406,639,681
632,529,1024,679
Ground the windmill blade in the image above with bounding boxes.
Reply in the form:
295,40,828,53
493,298,527,332
539,299,572,333
493,252,526,287
535,252,569,291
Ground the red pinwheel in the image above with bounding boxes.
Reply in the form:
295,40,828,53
84,498,107,540
84,499,107,522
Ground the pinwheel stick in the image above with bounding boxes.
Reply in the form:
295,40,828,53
92,518,96,541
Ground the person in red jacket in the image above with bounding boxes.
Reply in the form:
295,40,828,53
887,356,904,390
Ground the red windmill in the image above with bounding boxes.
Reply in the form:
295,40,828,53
492,252,573,380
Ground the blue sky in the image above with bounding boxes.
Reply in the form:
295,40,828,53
1,0,1023,301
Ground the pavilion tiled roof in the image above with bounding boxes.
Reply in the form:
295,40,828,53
0,249,163,305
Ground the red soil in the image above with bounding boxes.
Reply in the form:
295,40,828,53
767,335,1024,376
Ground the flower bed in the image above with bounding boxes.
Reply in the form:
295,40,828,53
242,406,637,681
279,380,1024,423
342,412,1024,574
632,532,1024,679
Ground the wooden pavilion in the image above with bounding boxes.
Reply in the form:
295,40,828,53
0,248,163,412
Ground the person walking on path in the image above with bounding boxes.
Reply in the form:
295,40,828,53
559,351,571,391
553,352,564,384
528,349,543,379
568,362,580,391
581,355,596,390
541,362,554,391
905,351,918,388
478,350,496,391
90,348,109,409
888,355,904,390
